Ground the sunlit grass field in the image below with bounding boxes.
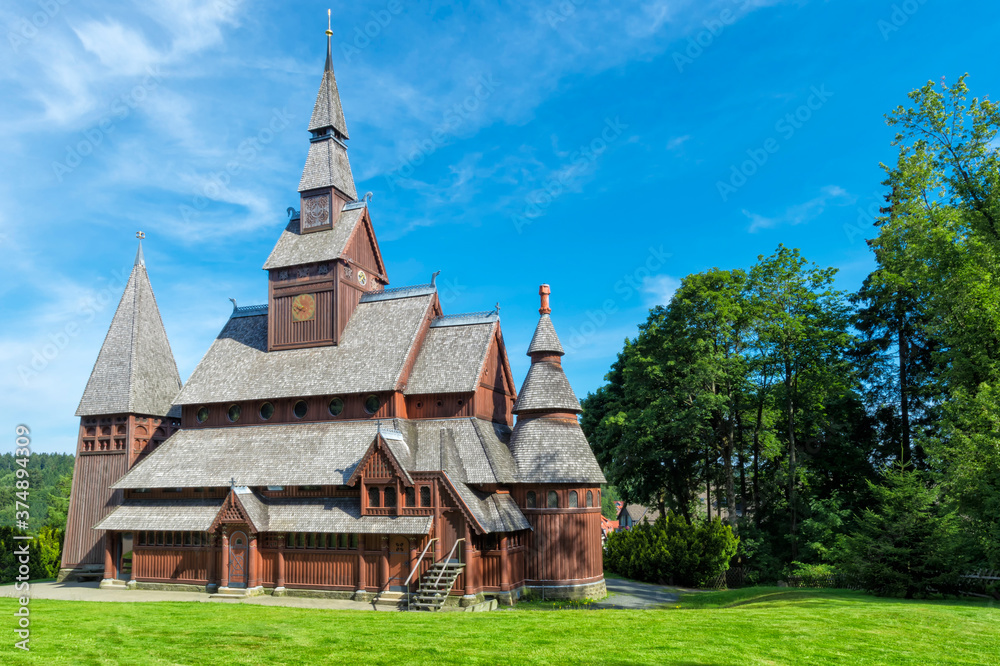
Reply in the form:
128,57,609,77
1,587,997,665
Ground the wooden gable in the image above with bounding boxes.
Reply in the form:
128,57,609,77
346,434,412,487
209,490,256,532
343,208,387,280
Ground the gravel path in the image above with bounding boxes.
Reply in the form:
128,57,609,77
591,577,682,609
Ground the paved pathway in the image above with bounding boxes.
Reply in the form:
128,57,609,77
591,577,682,609
0,580,394,611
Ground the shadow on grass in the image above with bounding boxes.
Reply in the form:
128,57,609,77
680,586,1000,611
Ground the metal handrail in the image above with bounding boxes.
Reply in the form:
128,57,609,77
433,538,465,590
404,538,438,611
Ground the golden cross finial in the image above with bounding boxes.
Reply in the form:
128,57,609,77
326,9,332,36
136,231,145,240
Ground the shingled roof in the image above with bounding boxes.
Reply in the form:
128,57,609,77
298,137,357,198
112,417,519,490
512,361,581,414
526,314,564,356
262,206,365,270
93,498,223,532
309,36,349,138
507,417,606,484
76,245,183,417
174,291,434,404
405,319,496,395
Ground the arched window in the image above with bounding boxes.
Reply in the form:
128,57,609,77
569,491,578,508
405,487,415,507
526,491,536,508
420,486,431,507
368,487,380,508
586,490,594,507
547,491,558,508
384,487,397,508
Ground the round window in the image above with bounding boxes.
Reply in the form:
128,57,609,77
227,405,241,422
259,402,275,420
293,400,309,419
364,395,380,414
196,407,209,423
328,397,344,417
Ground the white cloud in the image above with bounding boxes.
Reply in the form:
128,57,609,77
73,19,161,76
667,134,691,151
743,185,853,233
642,274,682,306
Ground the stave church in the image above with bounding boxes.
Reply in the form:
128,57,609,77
58,24,606,607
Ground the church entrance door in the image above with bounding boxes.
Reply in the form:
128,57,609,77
388,536,409,591
229,531,248,588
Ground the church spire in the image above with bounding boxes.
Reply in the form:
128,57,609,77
299,9,356,199
76,239,182,418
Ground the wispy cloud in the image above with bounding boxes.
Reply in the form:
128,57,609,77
743,185,853,233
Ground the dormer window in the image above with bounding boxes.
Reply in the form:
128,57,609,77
368,487,380,507
384,487,397,508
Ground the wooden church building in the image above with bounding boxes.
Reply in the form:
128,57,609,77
59,27,606,606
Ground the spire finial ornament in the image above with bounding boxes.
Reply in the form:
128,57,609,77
327,8,333,36
539,284,551,315
134,231,146,266
324,9,334,73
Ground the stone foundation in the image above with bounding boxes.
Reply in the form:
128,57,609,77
57,566,103,583
133,581,209,593
525,578,607,601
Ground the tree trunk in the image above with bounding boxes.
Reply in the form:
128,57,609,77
785,359,797,561
736,410,747,520
899,313,911,465
706,446,712,521
724,412,737,527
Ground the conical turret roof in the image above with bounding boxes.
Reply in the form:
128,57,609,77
75,246,182,417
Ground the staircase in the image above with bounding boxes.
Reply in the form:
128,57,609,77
409,561,465,611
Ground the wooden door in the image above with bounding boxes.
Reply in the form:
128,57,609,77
388,536,409,591
443,512,464,562
229,531,248,588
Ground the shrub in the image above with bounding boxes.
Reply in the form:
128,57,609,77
603,512,738,587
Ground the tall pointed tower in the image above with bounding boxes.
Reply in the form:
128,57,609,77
509,285,607,598
263,17,388,350
59,241,183,581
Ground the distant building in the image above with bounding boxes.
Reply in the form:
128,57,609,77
616,504,661,531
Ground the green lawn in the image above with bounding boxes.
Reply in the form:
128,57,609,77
1,589,998,665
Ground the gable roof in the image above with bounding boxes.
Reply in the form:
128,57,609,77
112,417,518,490
174,291,434,404
619,504,660,525
405,319,497,395
262,206,365,270
76,247,183,417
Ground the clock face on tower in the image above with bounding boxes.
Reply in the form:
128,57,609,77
291,293,316,322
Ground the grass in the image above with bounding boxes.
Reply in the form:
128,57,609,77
1,588,998,665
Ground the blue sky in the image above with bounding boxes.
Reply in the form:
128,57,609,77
3,0,998,454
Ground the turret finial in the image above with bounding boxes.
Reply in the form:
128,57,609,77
539,284,551,315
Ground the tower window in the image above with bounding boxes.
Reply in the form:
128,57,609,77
569,491,578,508
293,400,309,419
259,402,275,420
586,490,594,507
196,407,209,423
526,491,536,508
364,395,380,414
547,491,559,508
227,405,241,423
328,397,344,417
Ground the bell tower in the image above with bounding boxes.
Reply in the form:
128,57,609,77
263,11,388,351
